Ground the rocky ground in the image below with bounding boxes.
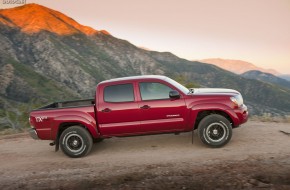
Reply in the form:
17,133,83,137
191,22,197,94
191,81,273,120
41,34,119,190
0,121,290,189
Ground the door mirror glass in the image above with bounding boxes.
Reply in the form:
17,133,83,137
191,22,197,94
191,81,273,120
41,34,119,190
169,90,180,99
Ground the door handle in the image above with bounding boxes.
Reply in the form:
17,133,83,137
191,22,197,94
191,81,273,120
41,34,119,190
101,108,112,113
140,105,150,109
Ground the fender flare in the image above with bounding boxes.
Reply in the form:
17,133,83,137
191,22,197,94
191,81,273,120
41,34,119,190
52,114,99,140
189,103,239,128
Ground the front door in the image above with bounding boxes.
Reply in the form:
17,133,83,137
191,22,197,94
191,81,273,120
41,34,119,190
138,82,187,133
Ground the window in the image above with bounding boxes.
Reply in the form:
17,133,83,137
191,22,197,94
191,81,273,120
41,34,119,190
139,82,173,101
104,84,134,103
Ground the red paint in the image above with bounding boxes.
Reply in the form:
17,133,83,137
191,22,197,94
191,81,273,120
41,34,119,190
29,75,248,140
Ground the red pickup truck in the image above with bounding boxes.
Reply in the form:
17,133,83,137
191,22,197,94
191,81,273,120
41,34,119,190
29,75,248,158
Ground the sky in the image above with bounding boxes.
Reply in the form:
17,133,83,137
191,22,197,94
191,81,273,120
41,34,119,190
1,0,290,74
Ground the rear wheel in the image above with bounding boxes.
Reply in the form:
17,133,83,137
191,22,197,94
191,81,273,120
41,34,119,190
60,126,93,158
197,114,232,148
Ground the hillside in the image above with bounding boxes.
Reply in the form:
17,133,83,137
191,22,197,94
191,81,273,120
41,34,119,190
0,4,290,130
242,70,290,90
279,74,290,82
200,58,280,75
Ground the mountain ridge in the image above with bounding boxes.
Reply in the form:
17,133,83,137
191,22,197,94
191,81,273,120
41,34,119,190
0,3,109,36
279,74,290,82
241,70,290,90
200,58,281,76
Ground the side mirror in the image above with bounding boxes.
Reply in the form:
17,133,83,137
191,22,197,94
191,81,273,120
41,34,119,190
169,90,180,99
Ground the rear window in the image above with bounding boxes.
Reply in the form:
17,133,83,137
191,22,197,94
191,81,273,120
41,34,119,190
104,84,134,103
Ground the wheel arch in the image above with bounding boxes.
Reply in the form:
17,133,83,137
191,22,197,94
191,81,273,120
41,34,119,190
194,110,233,130
52,114,99,139
58,122,90,137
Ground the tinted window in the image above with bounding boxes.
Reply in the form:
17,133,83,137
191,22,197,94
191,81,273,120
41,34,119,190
139,82,173,100
104,84,134,103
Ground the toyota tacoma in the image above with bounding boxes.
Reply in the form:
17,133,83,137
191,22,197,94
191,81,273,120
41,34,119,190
29,75,248,158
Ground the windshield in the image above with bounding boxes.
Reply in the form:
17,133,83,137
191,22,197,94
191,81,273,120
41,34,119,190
165,77,190,94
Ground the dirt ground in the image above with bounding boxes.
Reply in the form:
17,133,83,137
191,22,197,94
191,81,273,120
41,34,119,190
0,121,290,190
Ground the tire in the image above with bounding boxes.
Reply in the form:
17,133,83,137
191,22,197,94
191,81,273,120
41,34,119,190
60,126,93,158
197,114,232,148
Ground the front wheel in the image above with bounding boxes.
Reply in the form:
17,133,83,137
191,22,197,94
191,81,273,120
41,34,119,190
197,114,232,148
60,126,93,158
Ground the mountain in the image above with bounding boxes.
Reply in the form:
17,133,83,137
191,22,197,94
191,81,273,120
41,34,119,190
1,4,290,130
200,58,280,76
0,3,110,36
241,70,290,90
279,74,290,82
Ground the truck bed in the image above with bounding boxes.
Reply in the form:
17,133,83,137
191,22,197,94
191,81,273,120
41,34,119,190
37,99,95,110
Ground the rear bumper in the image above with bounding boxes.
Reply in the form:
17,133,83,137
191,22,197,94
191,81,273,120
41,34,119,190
28,128,39,140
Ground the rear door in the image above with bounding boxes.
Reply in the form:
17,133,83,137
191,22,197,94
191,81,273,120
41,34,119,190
97,82,141,136
138,81,187,133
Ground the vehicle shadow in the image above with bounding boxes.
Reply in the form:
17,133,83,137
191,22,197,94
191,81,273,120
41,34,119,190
90,131,204,155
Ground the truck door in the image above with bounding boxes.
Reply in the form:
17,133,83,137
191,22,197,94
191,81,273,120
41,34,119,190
138,82,187,133
97,83,141,136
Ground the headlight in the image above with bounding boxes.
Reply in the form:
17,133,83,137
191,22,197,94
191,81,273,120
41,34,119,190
230,94,243,108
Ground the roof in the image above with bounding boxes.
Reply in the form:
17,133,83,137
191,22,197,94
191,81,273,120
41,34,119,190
99,75,167,84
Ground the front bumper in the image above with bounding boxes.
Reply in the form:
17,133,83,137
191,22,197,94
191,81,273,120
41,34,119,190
28,128,39,140
234,104,248,125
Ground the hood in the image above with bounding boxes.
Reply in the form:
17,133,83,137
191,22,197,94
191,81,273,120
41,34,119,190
190,88,240,95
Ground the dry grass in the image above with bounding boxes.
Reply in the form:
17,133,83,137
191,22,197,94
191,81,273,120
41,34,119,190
250,114,290,123
0,128,25,136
